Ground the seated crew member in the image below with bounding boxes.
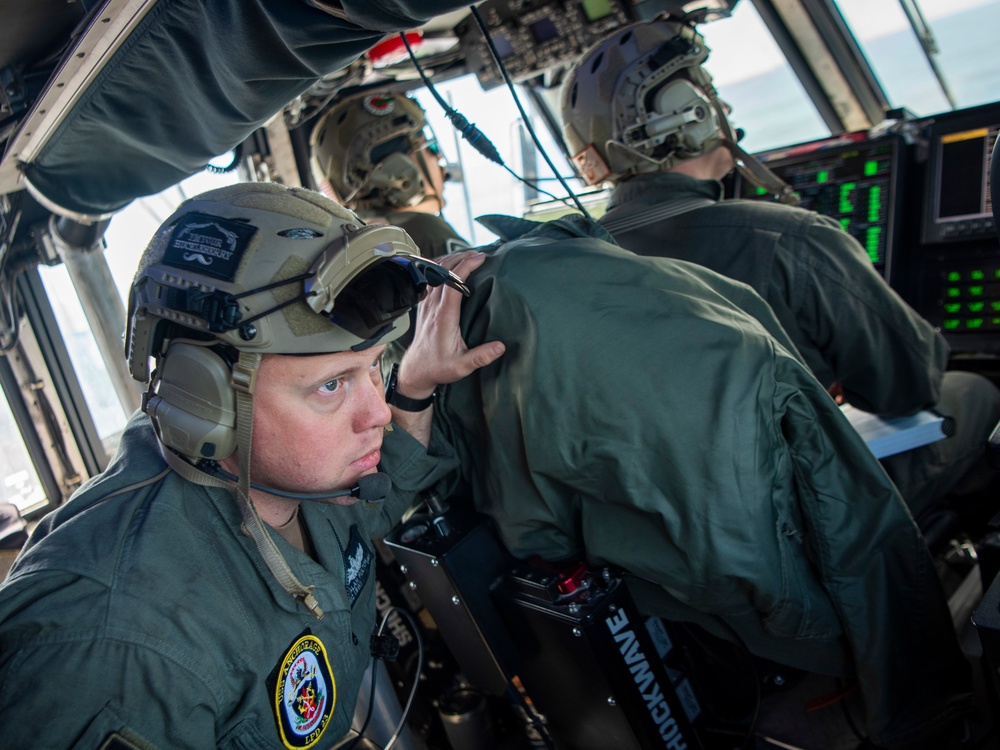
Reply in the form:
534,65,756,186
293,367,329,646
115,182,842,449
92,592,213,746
378,214,972,749
0,183,501,748
310,90,470,259
559,15,1000,522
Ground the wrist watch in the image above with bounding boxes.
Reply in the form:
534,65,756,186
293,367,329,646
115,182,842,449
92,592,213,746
384,363,435,412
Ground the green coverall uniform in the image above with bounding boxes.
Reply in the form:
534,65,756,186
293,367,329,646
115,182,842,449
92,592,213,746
601,171,1000,518
0,413,456,749
421,215,970,749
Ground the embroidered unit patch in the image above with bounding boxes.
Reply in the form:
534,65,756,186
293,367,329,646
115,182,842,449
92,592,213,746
273,633,336,749
343,524,373,608
162,212,257,281
362,94,396,116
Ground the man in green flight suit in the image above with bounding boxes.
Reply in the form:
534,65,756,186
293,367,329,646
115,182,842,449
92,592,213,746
0,182,501,748
560,14,1000,524
388,212,973,749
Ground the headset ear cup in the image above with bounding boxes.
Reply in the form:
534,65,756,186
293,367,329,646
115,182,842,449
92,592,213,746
649,79,721,158
145,343,237,461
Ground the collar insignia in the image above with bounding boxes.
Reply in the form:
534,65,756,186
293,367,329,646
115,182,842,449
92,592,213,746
344,524,373,607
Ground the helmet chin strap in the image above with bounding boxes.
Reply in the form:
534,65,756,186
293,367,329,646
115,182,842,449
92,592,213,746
725,141,800,206
231,352,325,618
709,97,800,206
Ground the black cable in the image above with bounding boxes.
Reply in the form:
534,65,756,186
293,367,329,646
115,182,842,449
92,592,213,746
339,606,425,750
839,685,878,748
340,657,380,750
400,34,501,162
469,6,592,220
382,607,424,750
399,34,583,213
505,683,557,749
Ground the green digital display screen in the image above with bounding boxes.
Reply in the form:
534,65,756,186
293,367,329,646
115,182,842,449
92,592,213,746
581,0,614,22
739,140,896,270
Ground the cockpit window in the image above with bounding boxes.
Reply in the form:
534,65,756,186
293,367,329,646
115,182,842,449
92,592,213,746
836,0,1000,116
410,77,586,245
698,2,830,153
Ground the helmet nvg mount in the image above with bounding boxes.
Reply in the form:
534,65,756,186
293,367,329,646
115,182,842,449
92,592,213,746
561,15,797,202
310,92,438,213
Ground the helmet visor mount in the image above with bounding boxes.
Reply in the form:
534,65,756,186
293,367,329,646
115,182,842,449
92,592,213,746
304,222,470,343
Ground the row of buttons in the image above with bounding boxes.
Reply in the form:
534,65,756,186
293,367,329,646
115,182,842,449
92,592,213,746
942,316,1000,331
939,217,996,239
943,284,1000,299
943,268,1000,282
943,300,1000,314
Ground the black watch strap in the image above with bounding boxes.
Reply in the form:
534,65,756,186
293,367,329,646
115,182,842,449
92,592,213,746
384,363,435,412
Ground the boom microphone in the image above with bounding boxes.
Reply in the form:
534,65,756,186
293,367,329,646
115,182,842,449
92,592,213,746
209,466,393,502
354,472,392,501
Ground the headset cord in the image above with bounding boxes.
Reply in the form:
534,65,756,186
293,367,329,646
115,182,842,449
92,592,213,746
469,6,592,220
399,33,586,213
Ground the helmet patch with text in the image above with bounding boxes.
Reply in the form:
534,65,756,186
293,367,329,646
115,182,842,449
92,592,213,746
273,632,336,749
162,212,257,281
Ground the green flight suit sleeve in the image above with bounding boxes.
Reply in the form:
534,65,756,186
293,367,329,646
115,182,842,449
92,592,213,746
773,215,948,416
0,575,221,749
376,421,461,534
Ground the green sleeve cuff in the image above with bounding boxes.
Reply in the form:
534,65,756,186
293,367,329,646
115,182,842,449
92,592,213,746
374,424,460,529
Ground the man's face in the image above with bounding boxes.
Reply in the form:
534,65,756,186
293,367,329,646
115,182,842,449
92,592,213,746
238,345,391,505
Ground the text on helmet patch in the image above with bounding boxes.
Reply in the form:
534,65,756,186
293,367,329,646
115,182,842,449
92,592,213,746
163,212,257,282
271,631,336,749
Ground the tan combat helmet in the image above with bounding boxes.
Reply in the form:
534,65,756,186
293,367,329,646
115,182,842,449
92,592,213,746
310,92,440,212
561,15,796,201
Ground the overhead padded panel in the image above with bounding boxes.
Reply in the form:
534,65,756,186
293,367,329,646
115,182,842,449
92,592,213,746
22,0,467,217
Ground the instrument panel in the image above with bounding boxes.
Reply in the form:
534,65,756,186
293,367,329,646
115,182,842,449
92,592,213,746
732,102,1000,356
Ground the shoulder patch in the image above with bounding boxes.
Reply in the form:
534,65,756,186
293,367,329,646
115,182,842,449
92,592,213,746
343,524,373,607
272,631,336,749
162,212,257,281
